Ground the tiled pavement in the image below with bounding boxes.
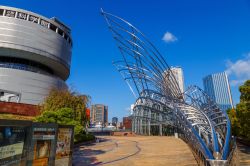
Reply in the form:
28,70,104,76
237,142,250,166
73,136,197,166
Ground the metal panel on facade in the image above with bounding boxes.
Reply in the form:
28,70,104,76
0,5,72,105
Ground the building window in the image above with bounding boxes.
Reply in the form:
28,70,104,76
17,12,27,20
0,90,20,103
64,33,69,40
69,38,73,47
0,9,4,16
0,8,71,45
5,10,16,18
29,15,39,23
58,28,63,36
0,56,54,76
49,23,57,32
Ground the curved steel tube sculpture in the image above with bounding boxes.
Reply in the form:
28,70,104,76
101,9,233,164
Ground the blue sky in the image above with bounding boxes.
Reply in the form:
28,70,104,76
2,1,250,121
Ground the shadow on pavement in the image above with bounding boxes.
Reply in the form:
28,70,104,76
73,148,105,166
238,143,250,154
73,138,139,166
73,138,112,166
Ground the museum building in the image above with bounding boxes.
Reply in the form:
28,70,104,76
0,5,72,106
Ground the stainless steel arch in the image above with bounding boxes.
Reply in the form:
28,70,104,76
102,9,234,164
101,9,182,100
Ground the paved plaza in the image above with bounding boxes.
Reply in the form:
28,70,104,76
237,142,250,166
73,136,197,166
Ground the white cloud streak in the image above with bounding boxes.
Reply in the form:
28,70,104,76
226,53,250,86
162,32,178,43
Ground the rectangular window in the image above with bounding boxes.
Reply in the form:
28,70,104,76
49,23,57,32
58,28,63,36
17,12,27,20
0,9,4,16
68,38,72,46
29,15,39,23
5,10,16,18
64,33,69,40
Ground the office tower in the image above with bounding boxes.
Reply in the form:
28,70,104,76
90,104,108,126
203,72,233,111
112,117,118,126
163,67,184,93
170,67,184,93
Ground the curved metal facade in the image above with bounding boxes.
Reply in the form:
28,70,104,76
102,9,236,164
0,6,72,105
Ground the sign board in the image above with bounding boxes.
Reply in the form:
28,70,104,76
0,142,24,159
55,126,74,166
31,123,57,166
0,120,74,166
0,120,32,166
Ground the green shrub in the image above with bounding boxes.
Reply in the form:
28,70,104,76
35,107,91,142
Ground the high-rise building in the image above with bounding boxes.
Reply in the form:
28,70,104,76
117,122,123,129
170,67,185,93
112,117,118,126
0,6,72,105
90,104,108,126
203,72,233,111
163,67,184,93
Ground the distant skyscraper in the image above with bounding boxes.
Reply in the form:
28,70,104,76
163,67,185,93
90,104,108,126
112,117,118,126
203,72,233,111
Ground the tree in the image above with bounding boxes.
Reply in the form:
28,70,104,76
236,80,250,140
40,88,90,127
35,108,85,142
227,108,240,136
36,88,92,142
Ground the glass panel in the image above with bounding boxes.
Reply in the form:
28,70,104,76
0,9,4,16
33,140,51,165
64,33,69,40
58,28,63,36
0,126,26,165
49,23,57,32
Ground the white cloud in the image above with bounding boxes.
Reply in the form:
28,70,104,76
226,53,250,86
162,32,178,43
125,107,131,112
124,106,133,115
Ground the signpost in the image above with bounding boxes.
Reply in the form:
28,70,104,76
30,123,58,166
0,120,74,166
0,120,32,166
55,125,74,166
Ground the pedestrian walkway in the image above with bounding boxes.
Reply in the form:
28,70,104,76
237,142,250,166
73,136,197,166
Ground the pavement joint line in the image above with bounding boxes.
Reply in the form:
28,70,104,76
100,139,141,165
73,136,198,166
75,139,119,156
